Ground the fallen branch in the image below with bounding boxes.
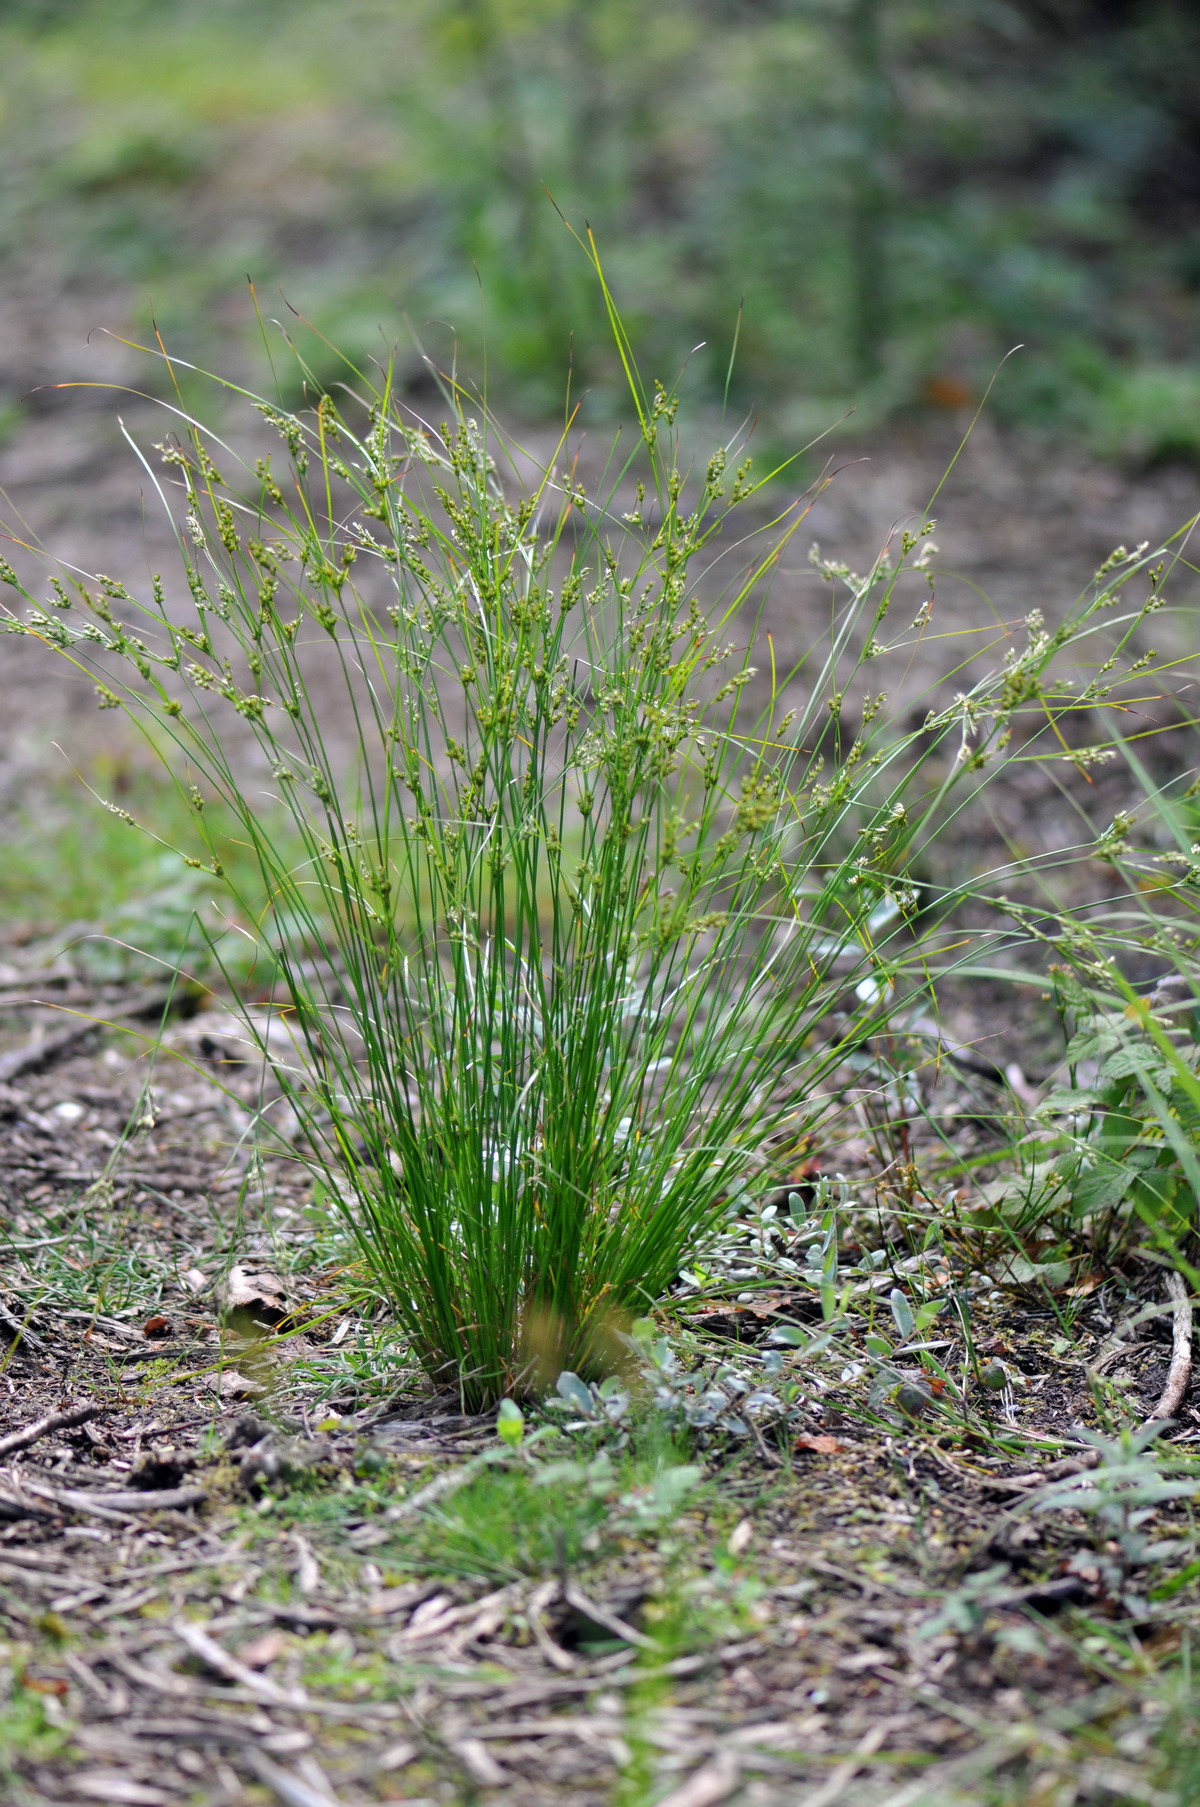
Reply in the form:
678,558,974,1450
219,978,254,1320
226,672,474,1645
59,1483,207,1512
244,1750,341,1807
20,1478,207,1519
0,1487,56,1523
0,1401,99,1459
173,1619,307,1707
980,1449,1102,1493
0,1017,108,1084
793,1719,901,1807
562,1581,656,1650
383,1453,493,1521
0,986,175,1083
0,1299,47,1355
523,1579,578,1673
1144,1271,1192,1424
655,1751,741,1807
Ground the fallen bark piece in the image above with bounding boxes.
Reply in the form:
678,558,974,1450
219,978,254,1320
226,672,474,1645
173,1619,307,1707
0,1400,99,1458
793,1718,900,1807
244,1751,341,1807
291,1532,320,1595
223,1263,291,1327
1144,1271,1193,1424
238,1629,287,1670
0,987,175,1083
454,1737,507,1788
376,1740,419,1771
0,1298,48,1354
205,1369,268,1402
22,1479,207,1515
362,1581,439,1618
261,1732,315,1756
562,1581,656,1649
70,1775,174,1806
655,1751,741,1807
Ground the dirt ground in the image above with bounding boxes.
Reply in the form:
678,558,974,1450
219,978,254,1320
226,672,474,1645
0,933,1193,1807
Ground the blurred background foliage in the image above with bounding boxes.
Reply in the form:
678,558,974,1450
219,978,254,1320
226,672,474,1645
2,0,1200,452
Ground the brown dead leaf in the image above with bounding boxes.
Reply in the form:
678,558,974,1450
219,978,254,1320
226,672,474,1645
795,1434,845,1455
923,373,973,409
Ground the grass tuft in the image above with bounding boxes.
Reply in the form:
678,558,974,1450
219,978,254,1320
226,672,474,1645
3,275,1195,1408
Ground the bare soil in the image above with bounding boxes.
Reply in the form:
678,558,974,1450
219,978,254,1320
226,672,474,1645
0,935,1191,1807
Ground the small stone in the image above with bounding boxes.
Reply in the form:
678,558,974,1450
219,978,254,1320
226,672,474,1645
895,1376,933,1417
206,1369,266,1401
222,1263,290,1327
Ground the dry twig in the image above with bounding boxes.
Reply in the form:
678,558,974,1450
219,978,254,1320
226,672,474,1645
794,1719,900,1807
1143,1272,1192,1425
244,1751,341,1807
173,1620,306,1707
0,986,174,1083
21,1479,207,1517
0,1400,98,1457
655,1750,741,1807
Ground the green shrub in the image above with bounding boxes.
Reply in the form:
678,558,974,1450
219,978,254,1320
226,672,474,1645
1091,364,1200,468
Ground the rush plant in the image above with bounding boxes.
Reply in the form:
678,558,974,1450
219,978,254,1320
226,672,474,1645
0,287,1177,1404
